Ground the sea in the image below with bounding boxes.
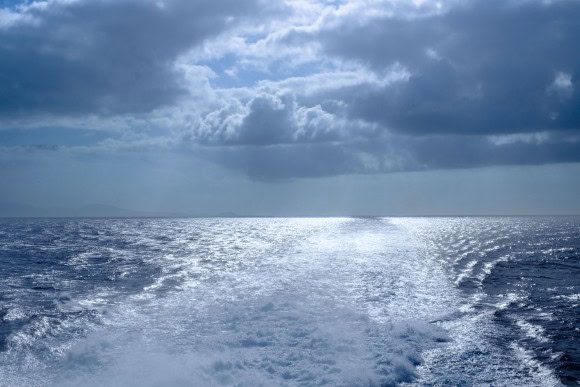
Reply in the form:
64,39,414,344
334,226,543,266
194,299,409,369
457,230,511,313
0,217,578,386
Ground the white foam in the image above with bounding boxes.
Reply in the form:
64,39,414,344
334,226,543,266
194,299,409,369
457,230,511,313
477,254,511,283
510,343,562,386
454,259,478,286
2,308,27,321
515,319,550,343
494,292,523,311
554,293,580,302
44,297,450,387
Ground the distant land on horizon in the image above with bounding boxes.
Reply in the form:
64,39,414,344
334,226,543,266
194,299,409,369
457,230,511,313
0,202,240,218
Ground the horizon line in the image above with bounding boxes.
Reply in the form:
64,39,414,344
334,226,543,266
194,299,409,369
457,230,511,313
1,214,579,219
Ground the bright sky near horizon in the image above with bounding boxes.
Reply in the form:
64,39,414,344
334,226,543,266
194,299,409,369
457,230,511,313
1,0,579,215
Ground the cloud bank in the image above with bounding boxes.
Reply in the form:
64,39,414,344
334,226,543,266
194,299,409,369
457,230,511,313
0,0,579,178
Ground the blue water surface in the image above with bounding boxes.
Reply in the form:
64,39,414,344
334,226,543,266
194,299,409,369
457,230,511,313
0,217,578,386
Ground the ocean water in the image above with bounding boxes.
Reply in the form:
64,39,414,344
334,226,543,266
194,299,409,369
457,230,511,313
0,217,578,386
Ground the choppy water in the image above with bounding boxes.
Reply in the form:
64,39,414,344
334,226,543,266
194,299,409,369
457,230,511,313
0,217,578,386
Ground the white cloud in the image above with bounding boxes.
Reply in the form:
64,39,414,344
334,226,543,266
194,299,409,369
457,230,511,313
0,8,36,28
548,71,574,98
488,132,550,146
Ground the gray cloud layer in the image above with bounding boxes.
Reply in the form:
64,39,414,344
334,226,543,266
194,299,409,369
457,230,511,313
0,0,578,179
308,0,580,136
196,133,580,179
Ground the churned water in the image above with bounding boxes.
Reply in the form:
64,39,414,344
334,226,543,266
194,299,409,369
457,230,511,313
0,217,578,386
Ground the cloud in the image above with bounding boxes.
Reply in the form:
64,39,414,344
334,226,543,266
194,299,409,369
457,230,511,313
283,0,580,135
0,0,269,117
192,0,580,178
548,71,574,100
191,130,580,179
1,0,579,180
190,91,378,146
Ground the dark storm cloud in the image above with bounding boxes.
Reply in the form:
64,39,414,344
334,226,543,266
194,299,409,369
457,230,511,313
290,0,580,136
200,132,580,179
400,132,580,170
0,0,264,116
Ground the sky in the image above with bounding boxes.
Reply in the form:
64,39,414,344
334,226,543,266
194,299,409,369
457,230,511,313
0,0,579,215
